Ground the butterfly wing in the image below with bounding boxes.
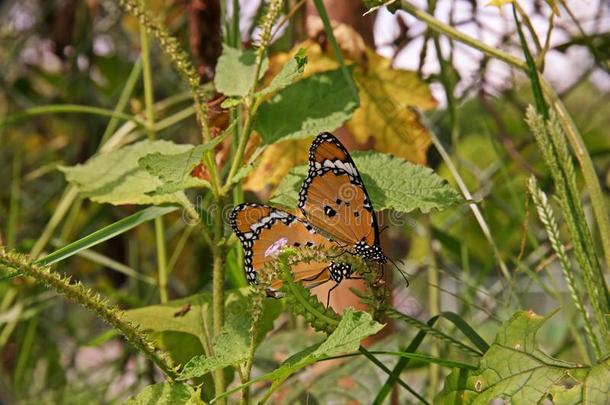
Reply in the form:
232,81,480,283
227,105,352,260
230,203,336,293
298,132,380,249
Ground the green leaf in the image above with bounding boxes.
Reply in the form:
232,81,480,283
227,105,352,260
263,310,382,388
271,151,462,213
60,140,195,205
214,44,268,97
435,310,606,405
254,68,358,144
256,48,308,97
36,206,177,266
138,133,230,194
211,310,383,403
124,382,203,405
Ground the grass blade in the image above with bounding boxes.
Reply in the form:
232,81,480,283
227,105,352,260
36,206,178,267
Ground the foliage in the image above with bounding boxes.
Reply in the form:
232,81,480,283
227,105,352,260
0,0,608,403
60,140,197,205
124,382,203,405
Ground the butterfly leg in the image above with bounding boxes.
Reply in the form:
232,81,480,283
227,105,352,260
326,282,340,307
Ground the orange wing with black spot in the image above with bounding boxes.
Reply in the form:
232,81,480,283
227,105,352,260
298,133,386,263
230,203,339,294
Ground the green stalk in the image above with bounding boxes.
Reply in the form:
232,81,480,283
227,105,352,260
0,105,143,130
7,150,21,249
13,316,37,393
30,187,80,259
99,58,143,145
154,217,169,303
312,0,359,103
427,126,512,283
528,176,600,360
140,23,169,304
222,0,282,194
397,0,610,270
211,196,226,403
424,219,440,398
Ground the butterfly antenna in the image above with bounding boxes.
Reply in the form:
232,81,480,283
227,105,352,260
388,256,410,288
380,225,390,235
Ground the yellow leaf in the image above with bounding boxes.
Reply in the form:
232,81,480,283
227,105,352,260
246,21,436,190
243,137,311,192
348,49,436,165
486,0,514,8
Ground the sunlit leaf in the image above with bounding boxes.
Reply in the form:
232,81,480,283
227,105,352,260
435,310,607,404
256,48,307,97
271,151,462,213
348,49,437,165
138,133,229,194
214,44,268,97
60,140,194,205
124,382,202,405
253,67,358,145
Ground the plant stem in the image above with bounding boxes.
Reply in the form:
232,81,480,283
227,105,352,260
141,23,169,304
397,0,610,270
223,97,261,192
427,126,512,283
7,150,21,249
211,196,226,403
155,217,169,303
424,218,440,398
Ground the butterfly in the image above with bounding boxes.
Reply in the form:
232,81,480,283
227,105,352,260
298,132,388,265
230,203,352,298
230,132,389,299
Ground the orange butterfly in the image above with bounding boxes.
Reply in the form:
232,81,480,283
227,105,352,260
231,132,387,298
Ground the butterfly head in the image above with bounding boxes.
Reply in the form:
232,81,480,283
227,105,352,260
354,240,388,264
329,263,352,283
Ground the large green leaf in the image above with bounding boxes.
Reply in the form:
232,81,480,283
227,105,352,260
271,151,462,213
254,68,358,144
124,382,202,405
435,310,608,404
60,140,194,205
214,44,268,97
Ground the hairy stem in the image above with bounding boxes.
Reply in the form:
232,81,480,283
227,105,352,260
0,248,177,379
